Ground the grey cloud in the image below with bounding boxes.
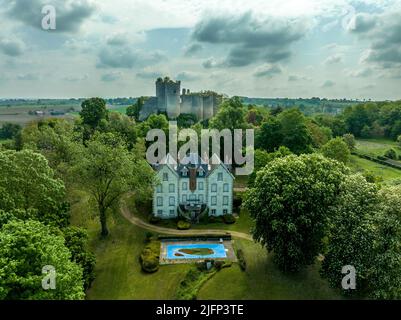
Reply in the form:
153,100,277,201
0,38,25,56
355,12,401,68
193,11,305,68
321,80,335,88
324,54,343,65
136,71,163,79
348,67,373,78
288,75,311,82
107,34,128,46
202,57,221,69
254,64,282,78
63,74,89,82
349,13,377,34
4,0,96,32
101,72,122,82
176,71,201,81
97,47,166,69
17,73,39,81
184,43,203,57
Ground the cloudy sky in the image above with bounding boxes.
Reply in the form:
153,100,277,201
0,0,400,100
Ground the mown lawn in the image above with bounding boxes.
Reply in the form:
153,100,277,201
198,240,342,300
69,190,342,300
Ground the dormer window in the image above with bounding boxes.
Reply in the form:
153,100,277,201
181,166,188,177
198,167,205,176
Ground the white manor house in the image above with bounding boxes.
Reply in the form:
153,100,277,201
152,153,235,221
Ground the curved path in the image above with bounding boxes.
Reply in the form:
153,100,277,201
120,203,253,241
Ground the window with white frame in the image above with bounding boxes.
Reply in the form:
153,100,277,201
223,196,229,206
211,196,217,205
223,183,229,192
199,181,204,190
163,173,168,181
182,195,187,203
223,209,228,214
157,210,163,215
156,185,162,193
218,172,223,181
198,167,205,176
157,197,163,206
169,197,175,206
169,210,175,216
169,184,175,193
211,183,217,192
182,182,188,190
199,195,204,203
211,209,216,215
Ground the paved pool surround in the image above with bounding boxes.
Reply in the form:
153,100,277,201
160,240,237,265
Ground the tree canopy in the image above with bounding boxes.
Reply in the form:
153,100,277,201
245,154,348,272
0,219,84,300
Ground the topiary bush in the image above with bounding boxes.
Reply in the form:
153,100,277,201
141,251,159,273
222,214,236,224
177,220,191,230
140,240,160,273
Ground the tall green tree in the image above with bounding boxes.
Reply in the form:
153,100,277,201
277,108,313,154
244,154,347,272
63,227,96,290
321,174,378,296
209,97,248,131
256,117,283,152
321,137,351,164
126,97,145,121
0,219,84,300
0,149,68,227
79,98,109,130
73,132,154,237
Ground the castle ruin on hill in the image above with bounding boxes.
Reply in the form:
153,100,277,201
139,77,222,121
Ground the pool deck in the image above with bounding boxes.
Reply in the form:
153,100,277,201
160,240,237,265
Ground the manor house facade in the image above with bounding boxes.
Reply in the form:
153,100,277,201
152,153,234,220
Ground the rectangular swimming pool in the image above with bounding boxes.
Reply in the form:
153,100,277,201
166,243,227,260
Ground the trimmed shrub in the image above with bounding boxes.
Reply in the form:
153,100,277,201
237,249,247,271
149,215,161,224
222,214,236,224
177,220,191,230
385,148,397,160
140,240,160,273
145,232,154,243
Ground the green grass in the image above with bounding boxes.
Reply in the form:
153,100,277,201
356,138,401,159
70,191,342,300
198,240,343,300
348,155,401,183
69,190,191,300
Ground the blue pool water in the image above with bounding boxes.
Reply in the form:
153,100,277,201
166,243,227,260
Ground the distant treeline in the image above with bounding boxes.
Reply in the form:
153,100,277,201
240,97,365,115
0,97,138,107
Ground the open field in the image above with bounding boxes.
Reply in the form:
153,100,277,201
348,155,401,183
0,103,129,125
356,138,401,160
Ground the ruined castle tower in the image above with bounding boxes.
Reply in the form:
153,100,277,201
156,77,181,118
